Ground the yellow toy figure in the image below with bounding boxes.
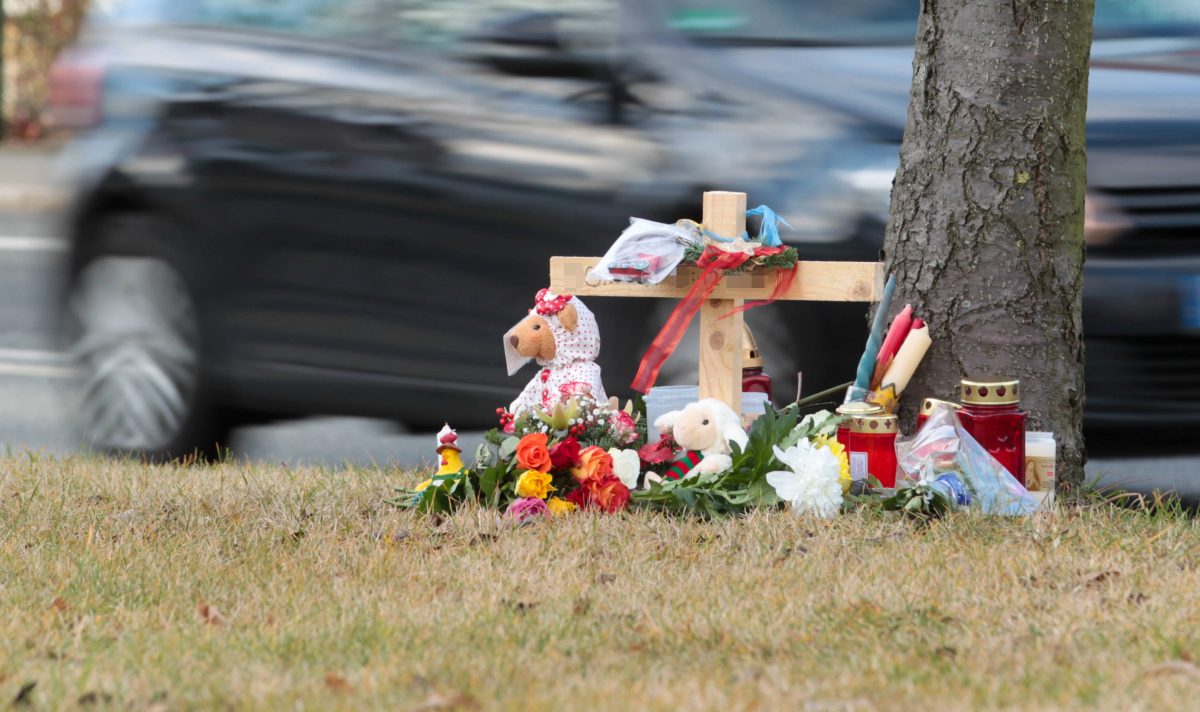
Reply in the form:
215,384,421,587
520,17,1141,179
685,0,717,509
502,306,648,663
435,424,465,475
416,424,465,492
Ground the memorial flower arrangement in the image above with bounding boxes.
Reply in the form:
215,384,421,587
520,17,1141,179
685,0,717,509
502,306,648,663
391,192,1038,521
393,397,862,521
391,393,645,517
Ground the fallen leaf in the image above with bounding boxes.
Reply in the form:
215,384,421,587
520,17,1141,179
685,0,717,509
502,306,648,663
415,691,478,711
77,691,114,706
324,673,351,692
505,600,538,615
12,681,36,706
1083,570,1121,588
197,604,225,626
50,597,68,614
1145,661,1200,679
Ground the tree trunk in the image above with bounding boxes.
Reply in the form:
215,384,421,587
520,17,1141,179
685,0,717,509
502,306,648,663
882,0,1094,490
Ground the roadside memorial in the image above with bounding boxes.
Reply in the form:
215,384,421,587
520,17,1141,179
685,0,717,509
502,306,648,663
392,191,1049,520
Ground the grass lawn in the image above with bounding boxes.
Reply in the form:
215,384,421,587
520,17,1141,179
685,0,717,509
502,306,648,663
1,455,1198,710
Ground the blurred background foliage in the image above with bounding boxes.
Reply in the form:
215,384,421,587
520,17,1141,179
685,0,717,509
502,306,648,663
4,0,89,140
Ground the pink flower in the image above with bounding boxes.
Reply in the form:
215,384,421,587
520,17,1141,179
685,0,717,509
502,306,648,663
505,497,549,523
612,410,639,444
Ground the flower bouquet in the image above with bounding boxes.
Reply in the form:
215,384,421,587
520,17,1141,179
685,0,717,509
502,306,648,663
391,393,646,518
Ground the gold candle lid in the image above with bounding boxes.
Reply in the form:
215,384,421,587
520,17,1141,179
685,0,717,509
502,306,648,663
960,379,1020,406
850,414,899,434
920,398,962,416
837,401,884,418
742,323,763,368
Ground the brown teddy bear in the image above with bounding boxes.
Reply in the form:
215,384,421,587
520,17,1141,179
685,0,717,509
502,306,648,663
504,289,607,415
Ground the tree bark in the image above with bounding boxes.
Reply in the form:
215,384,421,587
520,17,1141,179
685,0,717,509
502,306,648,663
882,0,1094,490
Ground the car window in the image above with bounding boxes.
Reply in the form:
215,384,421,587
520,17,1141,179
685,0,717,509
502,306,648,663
1095,0,1200,37
385,0,616,50
100,0,383,42
649,0,918,44
649,0,1200,44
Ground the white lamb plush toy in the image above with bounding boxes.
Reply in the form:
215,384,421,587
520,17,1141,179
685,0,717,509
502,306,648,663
504,289,607,415
653,398,749,479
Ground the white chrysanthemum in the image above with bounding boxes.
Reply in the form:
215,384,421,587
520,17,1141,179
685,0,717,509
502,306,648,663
766,441,843,518
608,448,641,489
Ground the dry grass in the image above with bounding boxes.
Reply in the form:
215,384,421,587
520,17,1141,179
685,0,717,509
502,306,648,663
1,455,1198,710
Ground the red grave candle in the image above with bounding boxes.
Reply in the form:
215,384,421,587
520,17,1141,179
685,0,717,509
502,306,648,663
836,402,883,453
956,379,1027,484
916,398,961,431
848,414,899,487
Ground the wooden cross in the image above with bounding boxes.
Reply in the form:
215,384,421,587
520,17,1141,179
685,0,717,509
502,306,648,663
549,191,885,413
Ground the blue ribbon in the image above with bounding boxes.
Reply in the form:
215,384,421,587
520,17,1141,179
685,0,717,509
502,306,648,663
746,205,790,247
700,205,791,246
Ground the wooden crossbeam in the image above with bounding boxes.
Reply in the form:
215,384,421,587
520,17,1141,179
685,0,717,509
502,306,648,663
550,257,885,302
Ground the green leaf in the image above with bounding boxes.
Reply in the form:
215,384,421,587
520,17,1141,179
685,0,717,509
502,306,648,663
461,470,476,502
673,487,697,508
746,477,780,506
499,436,520,461
479,463,500,502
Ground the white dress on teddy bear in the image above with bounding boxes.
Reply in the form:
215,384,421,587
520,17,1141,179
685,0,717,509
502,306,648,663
507,292,608,414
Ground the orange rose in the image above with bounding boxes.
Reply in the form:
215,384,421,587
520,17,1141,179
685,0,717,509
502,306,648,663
566,473,630,513
515,433,552,472
587,474,631,513
571,446,613,482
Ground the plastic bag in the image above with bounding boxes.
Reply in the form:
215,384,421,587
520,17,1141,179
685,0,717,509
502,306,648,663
895,405,1038,515
587,218,702,286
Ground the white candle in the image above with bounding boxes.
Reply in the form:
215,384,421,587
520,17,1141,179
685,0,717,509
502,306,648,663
879,325,931,396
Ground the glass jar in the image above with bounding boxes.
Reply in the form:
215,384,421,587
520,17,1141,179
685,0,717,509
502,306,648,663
916,398,961,431
957,379,1027,484
741,367,772,395
836,402,883,452
848,414,899,487
741,324,772,395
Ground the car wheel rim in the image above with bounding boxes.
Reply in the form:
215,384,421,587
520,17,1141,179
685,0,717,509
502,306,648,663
70,256,200,452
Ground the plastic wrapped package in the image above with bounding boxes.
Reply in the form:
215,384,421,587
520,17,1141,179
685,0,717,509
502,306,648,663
895,405,1038,515
587,219,702,285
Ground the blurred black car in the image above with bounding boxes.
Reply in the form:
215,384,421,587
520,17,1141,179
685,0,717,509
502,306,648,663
50,0,1200,458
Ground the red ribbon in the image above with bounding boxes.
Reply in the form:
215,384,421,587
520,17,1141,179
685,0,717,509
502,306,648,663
719,262,798,319
630,246,799,394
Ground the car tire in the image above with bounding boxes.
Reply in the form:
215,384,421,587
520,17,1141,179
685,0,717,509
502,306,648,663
67,212,229,461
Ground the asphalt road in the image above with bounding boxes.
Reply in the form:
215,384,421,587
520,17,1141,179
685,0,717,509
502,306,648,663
0,152,1193,496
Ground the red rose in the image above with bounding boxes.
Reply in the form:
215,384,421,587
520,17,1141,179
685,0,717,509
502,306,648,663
565,487,590,510
549,436,581,470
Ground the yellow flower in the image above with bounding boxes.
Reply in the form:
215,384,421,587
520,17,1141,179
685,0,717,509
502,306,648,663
547,497,577,517
813,434,852,493
415,479,433,492
515,470,556,500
